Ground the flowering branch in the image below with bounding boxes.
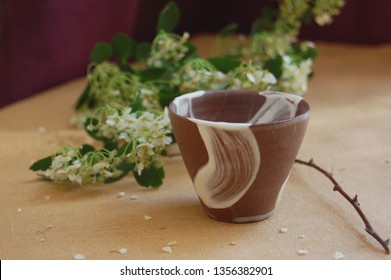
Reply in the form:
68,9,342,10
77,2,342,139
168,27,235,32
30,105,172,187
31,1,346,188
295,158,390,254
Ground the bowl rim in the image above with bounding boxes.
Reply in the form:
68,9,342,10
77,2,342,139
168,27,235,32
168,89,310,127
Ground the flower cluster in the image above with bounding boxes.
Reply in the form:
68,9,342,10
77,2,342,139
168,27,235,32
313,0,345,26
87,62,161,110
228,62,277,91
171,58,226,93
148,31,190,68
86,104,172,175
171,55,311,95
43,146,121,185
275,56,313,94
248,32,297,61
40,105,172,186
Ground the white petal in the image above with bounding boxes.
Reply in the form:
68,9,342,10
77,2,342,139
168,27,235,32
119,248,128,254
73,254,85,260
246,73,256,83
106,119,116,126
162,246,172,253
279,227,288,233
333,251,346,260
297,249,309,256
117,192,126,198
38,126,46,133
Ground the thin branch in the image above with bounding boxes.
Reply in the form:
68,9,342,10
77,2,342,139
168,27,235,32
295,158,390,255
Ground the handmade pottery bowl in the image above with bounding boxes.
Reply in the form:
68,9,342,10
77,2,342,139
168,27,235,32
168,90,310,223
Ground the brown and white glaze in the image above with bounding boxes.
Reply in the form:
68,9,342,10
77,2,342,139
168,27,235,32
169,90,310,223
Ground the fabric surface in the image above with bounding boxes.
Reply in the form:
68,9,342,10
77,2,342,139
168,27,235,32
0,36,390,259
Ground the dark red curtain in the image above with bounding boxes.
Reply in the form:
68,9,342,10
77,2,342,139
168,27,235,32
0,0,140,108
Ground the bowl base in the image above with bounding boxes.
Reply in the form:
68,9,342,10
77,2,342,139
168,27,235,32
205,210,274,223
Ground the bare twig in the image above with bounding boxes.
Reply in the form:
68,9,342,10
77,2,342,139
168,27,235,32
295,158,390,254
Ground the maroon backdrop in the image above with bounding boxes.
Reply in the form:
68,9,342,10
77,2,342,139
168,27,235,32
0,0,140,108
1,0,390,108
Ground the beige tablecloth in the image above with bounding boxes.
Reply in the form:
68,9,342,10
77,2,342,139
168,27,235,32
1,35,390,260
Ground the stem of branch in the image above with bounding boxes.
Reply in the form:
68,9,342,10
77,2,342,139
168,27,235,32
295,158,390,255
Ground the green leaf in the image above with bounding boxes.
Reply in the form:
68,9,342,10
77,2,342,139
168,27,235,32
301,8,313,25
103,140,118,151
295,45,317,61
84,118,99,138
307,48,318,60
133,165,165,188
129,93,143,112
138,67,167,82
38,174,52,181
159,89,180,108
136,42,151,61
84,118,110,142
79,144,95,155
111,33,136,64
184,42,198,58
90,42,113,63
118,64,135,73
218,23,238,37
208,56,241,73
74,83,91,110
104,160,134,184
156,1,180,33
288,44,318,64
117,142,134,157
30,155,53,171
84,119,118,150
264,55,284,79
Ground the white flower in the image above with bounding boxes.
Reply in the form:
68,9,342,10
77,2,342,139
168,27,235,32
68,173,83,185
106,118,117,126
262,72,277,84
275,56,313,95
93,162,109,172
315,13,332,26
137,163,144,176
171,58,227,93
246,73,256,83
313,0,345,26
228,63,277,91
148,31,190,67
84,104,172,176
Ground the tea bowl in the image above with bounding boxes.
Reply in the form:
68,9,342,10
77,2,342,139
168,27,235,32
169,90,310,223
